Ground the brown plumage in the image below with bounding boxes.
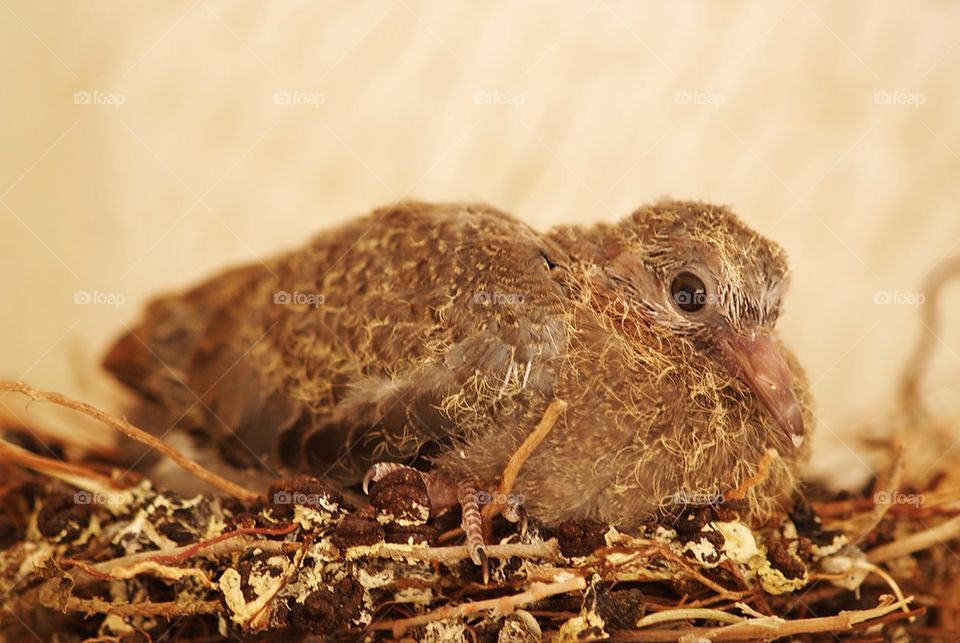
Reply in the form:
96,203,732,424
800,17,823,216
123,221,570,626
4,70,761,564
104,200,813,529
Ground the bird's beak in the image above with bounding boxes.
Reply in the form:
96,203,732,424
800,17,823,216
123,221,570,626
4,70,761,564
718,330,804,448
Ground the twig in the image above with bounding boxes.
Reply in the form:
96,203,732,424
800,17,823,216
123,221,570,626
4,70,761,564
38,533,309,621
633,607,745,628
613,596,916,641
244,543,310,629
724,448,778,502
654,547,745,601
62,526,302,582
370,575,587,636
148,523,298,564
868,514,960,563
0,437,127,489
36,587,220,617
604,536,745,601
897,255,960,420
60,536,558,590
849,438,904,545
344,539,563,566
481,398,568,525
858,561,910,613
0,380,259,501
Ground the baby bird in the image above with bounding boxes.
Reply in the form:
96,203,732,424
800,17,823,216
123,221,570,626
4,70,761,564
104,200,812,546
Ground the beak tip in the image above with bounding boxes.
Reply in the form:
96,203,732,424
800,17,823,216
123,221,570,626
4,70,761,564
719,330,807,451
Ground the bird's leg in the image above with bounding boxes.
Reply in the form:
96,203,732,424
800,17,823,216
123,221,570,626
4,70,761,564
362,463,488,568
455,476,487,568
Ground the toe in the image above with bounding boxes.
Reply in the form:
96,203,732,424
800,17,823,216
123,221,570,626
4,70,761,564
362,462,414,495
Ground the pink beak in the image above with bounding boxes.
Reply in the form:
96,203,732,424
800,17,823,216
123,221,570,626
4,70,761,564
719,331,804,448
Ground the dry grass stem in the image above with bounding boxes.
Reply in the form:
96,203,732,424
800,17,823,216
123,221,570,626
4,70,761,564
0,380,259,501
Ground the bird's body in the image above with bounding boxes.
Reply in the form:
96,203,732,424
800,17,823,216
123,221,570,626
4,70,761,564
105,201,813,528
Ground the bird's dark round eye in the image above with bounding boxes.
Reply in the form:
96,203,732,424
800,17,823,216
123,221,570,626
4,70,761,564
670,271,708,313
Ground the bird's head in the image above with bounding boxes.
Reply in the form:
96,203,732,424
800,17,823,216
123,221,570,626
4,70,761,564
596,200,805,449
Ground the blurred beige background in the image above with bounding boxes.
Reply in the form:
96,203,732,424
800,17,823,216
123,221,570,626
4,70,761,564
1,1,958,487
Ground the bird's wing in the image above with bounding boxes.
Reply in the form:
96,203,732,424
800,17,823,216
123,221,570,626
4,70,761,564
269,203,574,483
102,261,301,470
103,202,573,483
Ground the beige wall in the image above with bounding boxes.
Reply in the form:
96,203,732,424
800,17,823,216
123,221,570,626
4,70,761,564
2,1,958,485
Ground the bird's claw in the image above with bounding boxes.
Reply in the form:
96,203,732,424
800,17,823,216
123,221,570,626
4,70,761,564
362,462,417,495
475,545,489,582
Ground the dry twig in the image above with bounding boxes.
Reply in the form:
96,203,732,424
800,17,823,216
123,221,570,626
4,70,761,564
724,448,778,502
481,398,568,525
616,596,917,641
0,380,259,501
0,436,127,489
370,575,587,636
898,255,960,419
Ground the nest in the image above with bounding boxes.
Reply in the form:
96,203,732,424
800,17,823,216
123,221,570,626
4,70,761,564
0,386,951,642
0,261,958,642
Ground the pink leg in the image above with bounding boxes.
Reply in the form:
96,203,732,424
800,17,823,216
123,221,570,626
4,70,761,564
456,477,486,567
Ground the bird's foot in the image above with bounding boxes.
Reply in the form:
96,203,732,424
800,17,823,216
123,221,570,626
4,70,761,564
362,463,489,570
454,476,487,568
362,462,415,495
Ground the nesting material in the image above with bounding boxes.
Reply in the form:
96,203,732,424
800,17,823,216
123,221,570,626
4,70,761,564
0,386,955,642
